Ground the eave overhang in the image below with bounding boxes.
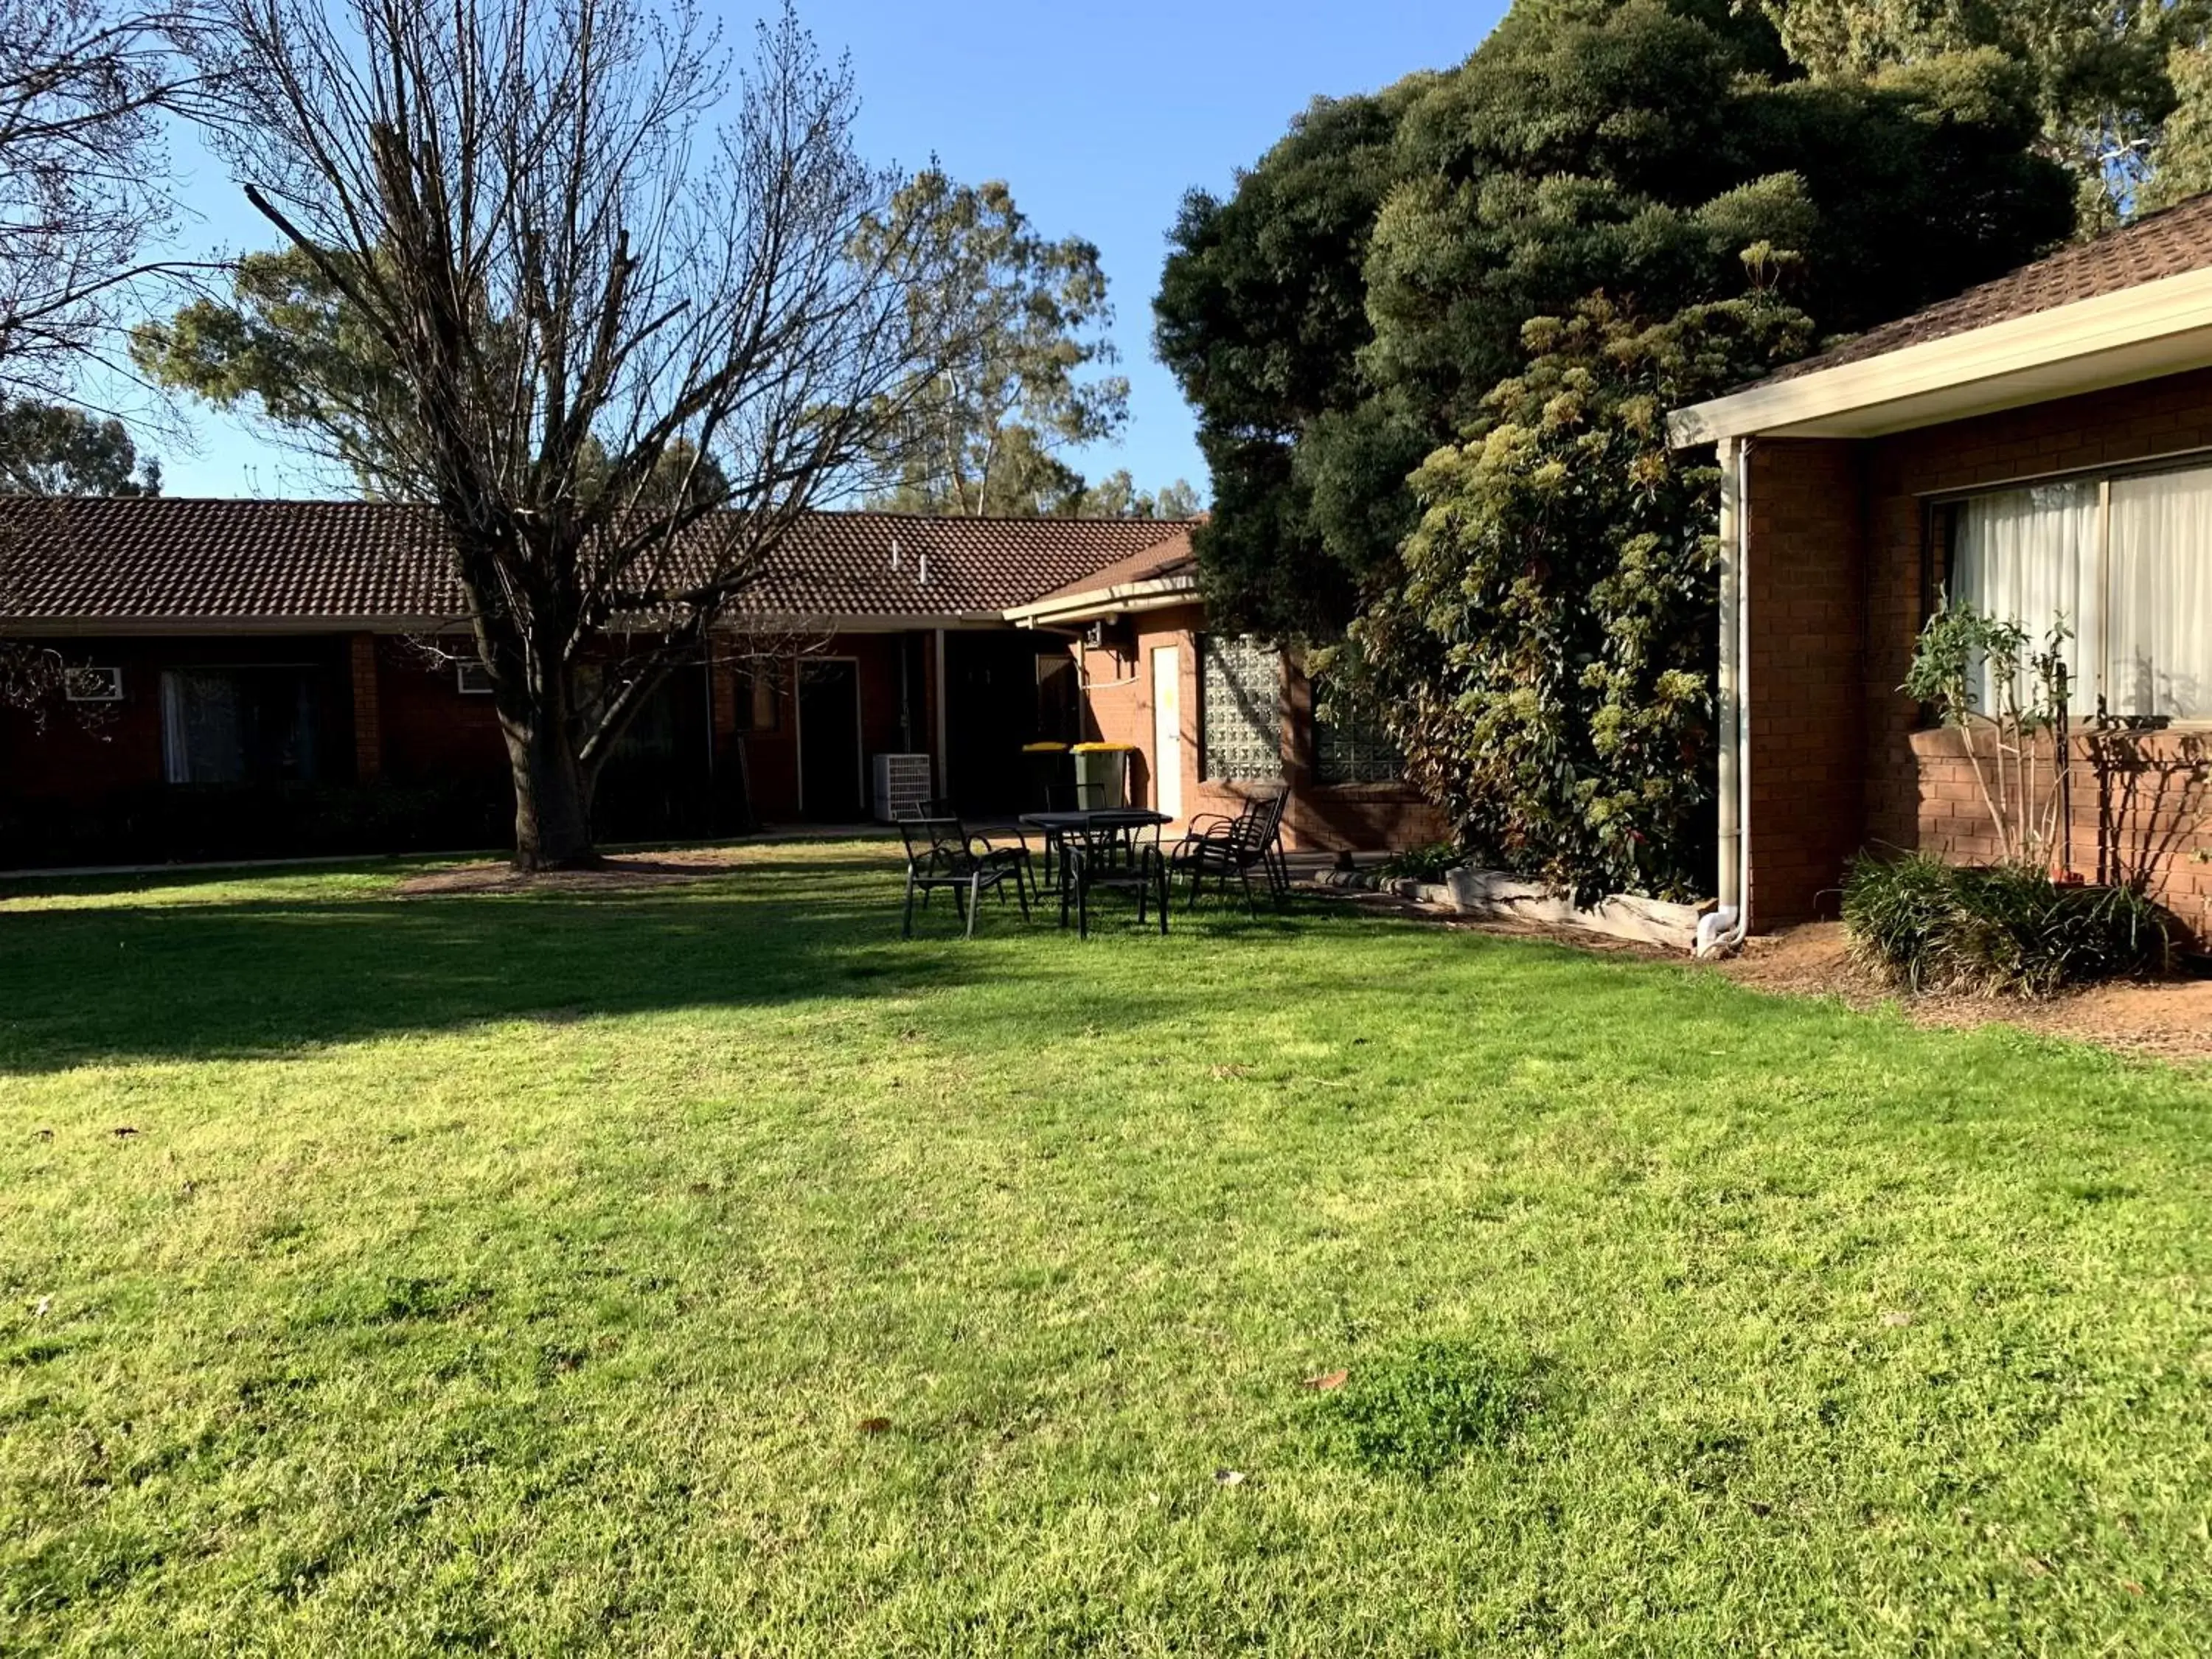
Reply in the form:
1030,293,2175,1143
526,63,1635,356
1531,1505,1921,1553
1002,574,1201,628
1668,265,2212,447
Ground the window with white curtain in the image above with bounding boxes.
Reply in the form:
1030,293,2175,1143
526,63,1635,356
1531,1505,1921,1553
1944,461,2212,722
2108,467,2212,718
159,667,321,783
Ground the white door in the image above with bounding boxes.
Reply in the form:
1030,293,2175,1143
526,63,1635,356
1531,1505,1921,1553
1151,645,1183,821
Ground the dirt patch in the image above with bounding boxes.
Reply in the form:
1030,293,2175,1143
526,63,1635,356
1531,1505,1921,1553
1714,922,2212,1062
399,846,754,896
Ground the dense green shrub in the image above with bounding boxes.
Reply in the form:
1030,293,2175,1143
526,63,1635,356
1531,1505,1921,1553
1353,296,1812,905
1378,841,1466,883
1842,853,2177,996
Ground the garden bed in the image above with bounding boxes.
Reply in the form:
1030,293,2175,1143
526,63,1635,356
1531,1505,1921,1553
1304,864,1705,949
1718,921,2212,1062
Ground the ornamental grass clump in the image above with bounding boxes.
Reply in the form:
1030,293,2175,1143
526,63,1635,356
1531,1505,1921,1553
1842,854,2176,997
1378,841,1466,883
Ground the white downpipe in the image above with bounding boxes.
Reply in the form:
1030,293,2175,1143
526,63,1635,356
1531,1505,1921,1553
1696,436,1753,957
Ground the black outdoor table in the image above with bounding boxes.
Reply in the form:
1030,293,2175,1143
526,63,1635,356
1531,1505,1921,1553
1018,809,1173,924
1018,808,1172,836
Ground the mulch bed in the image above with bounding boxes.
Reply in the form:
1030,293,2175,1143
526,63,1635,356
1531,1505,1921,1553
1714,920,2212,1063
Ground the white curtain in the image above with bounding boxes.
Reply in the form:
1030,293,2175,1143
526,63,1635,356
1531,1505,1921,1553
1948,481,2101,716
159,670,192,784
2108,465,2212,720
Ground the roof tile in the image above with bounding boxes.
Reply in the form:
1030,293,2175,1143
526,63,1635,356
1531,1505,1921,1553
0,498,1197,627
1762,192,2212,385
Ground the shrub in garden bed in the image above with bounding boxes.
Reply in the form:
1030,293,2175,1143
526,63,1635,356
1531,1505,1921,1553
1841,853,2177,997
1377,842,1467,884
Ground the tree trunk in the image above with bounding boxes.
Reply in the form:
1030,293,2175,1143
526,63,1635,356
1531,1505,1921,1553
502,710,599,872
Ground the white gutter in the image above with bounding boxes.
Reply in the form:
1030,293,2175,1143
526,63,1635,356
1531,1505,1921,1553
1695,436,1751,958
1669,265,2212,446
1003,574,1199,628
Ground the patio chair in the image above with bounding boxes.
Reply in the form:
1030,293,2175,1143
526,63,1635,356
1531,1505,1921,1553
1061,817,1169,939
1032,782,1080,890
1171,789,1290,917
897,815,1032,939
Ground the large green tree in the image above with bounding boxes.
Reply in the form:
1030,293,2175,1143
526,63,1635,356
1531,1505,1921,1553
1156,0,2074,641
859,173,1130,518
1353,293,1812,902
131,246,410,489
1755,0,2212,223
0,397,159,495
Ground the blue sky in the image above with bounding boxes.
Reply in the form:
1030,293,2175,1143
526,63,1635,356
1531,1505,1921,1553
139,0,1507,500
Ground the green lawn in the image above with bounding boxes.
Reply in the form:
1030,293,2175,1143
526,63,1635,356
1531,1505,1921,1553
3,843,2210,1655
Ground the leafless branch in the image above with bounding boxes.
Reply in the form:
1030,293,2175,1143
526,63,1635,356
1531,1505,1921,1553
174,0,976,865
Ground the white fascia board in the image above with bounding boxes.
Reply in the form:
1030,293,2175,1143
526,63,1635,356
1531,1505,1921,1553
1667,265,2212,448
717,611,1008,633
1003,575,1200,627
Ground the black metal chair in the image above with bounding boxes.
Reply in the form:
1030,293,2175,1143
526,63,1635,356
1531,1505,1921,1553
1061,817,1169,939
897,815,1032,939
1034,782,1080,890
1171,789,1290,916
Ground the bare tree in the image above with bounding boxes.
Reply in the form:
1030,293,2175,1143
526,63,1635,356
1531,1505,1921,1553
178,0,973,868
1,0,188,722
0,0,184,400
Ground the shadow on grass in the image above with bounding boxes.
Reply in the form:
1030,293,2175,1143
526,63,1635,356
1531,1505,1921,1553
0,849,1362,1074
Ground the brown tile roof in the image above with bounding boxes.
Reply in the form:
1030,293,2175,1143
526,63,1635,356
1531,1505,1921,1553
0,496,1197,627
1025,531,1198,606
1764,192,2212,385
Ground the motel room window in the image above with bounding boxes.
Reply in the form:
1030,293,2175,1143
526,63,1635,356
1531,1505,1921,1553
159,667,321,784
1942,461,2212,721
1200,634,1283,780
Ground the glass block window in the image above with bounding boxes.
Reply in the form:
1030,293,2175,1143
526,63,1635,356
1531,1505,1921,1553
1201,634,1282,780
1314,686,1403,785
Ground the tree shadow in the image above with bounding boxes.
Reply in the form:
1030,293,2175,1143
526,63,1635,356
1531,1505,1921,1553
0,855,1018,1074
0,851,1387,1075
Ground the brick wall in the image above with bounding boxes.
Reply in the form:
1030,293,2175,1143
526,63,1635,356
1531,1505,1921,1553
0,634,358,800
348,633,383,781
1743,438,1867,926
374,636,504,784
1743,364,2212,934
1065,606,1447,854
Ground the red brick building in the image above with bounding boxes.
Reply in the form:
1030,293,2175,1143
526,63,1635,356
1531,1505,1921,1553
1672,194,2212,942
0,499,1441,866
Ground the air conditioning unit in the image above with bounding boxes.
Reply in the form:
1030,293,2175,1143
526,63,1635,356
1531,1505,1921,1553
1083,616,1134,655
872,752,933,822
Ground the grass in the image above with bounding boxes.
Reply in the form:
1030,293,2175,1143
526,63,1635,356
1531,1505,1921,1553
2,840,2210,1655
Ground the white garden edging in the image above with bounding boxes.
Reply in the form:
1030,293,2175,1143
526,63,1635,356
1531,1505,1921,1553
1443,869,1706,949
1307,864,1707,949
